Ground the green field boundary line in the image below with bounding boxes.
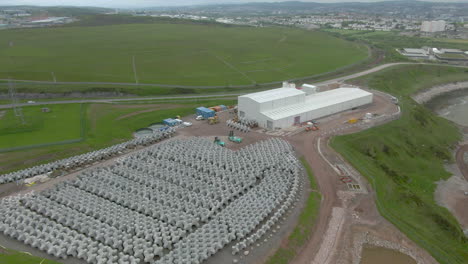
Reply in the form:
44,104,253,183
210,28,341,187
79,103,87,140
0,46,374,90
208,52,257,84
0,104,87,153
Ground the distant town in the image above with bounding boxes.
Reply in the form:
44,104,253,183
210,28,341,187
0,9,76,28
2,3,468,40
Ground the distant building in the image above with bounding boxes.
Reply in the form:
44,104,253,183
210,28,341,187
400,48,429,59
421,20,446,33
440,48,464,54
238,83,373,129
434,49,468,61
25,17,72,26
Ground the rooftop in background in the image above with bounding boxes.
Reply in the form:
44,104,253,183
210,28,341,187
402,48,427,55
262,88,372,121
439,48,464,54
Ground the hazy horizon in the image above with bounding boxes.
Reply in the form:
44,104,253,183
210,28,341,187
1,0,468,8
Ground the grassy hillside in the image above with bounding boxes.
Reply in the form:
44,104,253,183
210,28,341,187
0,104,84,150
0,24,368,86
331,64,468,264
0,98,236,173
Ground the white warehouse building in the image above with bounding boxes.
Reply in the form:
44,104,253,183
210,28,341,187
238,84,373,129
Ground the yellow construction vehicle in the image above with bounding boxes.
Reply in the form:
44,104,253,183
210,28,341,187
208,115,219,125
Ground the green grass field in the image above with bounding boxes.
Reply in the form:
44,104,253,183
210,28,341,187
0,23,368,86
0,104,84,150
266,157,321,264
0,248,60,264
0,99,236,173
331,64,468,264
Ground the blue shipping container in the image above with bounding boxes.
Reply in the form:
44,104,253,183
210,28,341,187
163,118,178,126
196,107,215,118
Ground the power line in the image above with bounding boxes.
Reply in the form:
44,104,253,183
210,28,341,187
132,55,139,85
8,78,25,125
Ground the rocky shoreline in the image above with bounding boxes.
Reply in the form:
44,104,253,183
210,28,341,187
412,81,468,104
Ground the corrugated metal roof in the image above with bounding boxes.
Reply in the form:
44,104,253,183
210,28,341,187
239,88,304,103
403,48,426,54
196,107,215,113
262,88,372,120
440,48,463,53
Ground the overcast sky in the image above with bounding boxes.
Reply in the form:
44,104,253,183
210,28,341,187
1,0,467,8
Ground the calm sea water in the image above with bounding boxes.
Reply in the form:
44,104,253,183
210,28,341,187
360,246,416,264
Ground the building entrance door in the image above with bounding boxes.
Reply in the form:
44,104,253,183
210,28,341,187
294,116,301,125
267,120,273,129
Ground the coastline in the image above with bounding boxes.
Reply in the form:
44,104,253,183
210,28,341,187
347,80,468,264
415,81,468,239
412,81,468,104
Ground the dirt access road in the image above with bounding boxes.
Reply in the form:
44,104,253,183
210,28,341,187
286,93,437,264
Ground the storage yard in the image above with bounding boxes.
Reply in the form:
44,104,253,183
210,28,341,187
0,81,435,264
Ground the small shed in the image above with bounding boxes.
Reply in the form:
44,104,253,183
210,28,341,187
163,118,178,127
196,107,215,118
41,107,50,113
